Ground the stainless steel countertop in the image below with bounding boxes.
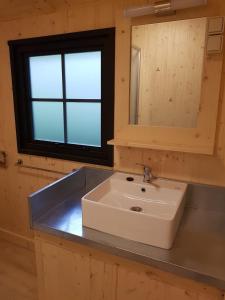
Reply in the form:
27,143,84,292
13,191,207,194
29,167,225,290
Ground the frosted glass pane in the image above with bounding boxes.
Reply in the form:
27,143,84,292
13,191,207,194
32,102,64,142
65,52,101,99
29,55,63,99
67,103,101,147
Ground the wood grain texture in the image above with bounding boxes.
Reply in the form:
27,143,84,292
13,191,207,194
0,0,115,240
132,18,206,128
0,0,225,242
0,238,38,300
114,0,225,186
0,227,34,251
34,234,225,300
35,238,118,300
0,0,106,21
114,1,223,155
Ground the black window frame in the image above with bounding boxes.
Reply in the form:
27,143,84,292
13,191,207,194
8,28,115,167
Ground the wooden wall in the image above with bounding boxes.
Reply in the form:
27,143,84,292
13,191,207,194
133,18,206,127
0,0,225,240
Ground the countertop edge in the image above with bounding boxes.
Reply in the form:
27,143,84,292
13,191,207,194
32,222,225,291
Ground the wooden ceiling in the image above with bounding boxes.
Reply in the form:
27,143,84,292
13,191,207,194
0,0,97,21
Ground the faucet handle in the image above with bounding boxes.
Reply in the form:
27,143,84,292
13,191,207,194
136,163,157,180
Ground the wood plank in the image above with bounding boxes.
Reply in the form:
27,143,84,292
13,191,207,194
132,18,206,128
34,234,224,300
0,0,225,244
117,266,153,300
90,256,105,300
0,238,38,300
102,262,118,300
72,251,91,300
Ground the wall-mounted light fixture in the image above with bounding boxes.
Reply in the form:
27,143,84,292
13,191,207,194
124,0,207,18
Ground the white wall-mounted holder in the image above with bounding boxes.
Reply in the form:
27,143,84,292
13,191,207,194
124,0,207,18
207,17,224,55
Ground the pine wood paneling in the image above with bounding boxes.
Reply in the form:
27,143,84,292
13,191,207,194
35,239,118,300
0,0,114,238
0,0,225,241
113,2,223,155
0,0,102,22
34,234,225,300
133,18,206,128
0,238,38,300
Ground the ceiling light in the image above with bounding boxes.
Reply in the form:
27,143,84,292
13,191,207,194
124,0,207,18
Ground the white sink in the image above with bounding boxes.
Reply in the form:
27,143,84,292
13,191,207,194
82,172,187,249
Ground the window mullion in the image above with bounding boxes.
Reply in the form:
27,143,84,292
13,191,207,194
61,54,68,144
65,99,101,103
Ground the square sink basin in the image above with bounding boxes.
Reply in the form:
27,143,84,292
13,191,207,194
82,172,187,249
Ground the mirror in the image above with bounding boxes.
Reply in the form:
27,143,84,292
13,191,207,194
130,17,207,128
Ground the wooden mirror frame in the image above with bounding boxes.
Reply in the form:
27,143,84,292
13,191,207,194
110,14,224,155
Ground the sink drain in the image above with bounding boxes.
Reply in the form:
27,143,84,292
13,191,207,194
130,206,143,212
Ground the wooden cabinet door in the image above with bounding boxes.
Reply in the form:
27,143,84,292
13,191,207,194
35,239,117,300
35,238,224,300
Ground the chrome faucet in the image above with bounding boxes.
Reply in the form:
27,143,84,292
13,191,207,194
143,165,153,183
137,164,158,186
143,165,157,183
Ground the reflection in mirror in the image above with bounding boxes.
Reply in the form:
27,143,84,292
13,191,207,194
130,46,141,124
130,18,207,128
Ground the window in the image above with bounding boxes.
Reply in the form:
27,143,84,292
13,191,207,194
8,28,115,166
